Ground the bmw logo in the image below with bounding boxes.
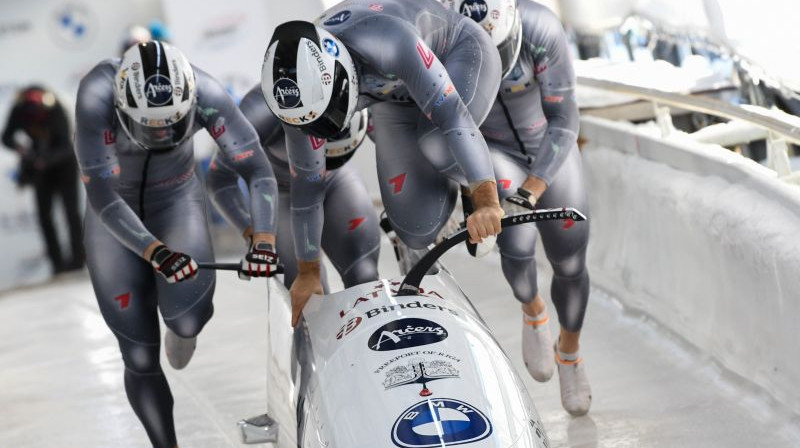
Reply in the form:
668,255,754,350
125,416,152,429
392,398,492,447
50,3,95,49
322,38,340,57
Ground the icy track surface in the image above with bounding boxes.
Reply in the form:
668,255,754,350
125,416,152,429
1,239,799,447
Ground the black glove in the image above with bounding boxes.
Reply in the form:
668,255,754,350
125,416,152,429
150,245,198,284
239,241,280,280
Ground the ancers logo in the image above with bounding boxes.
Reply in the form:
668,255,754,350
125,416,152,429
144,74,173,106
273,78,302,109
368,318,448,351
460,0,489,22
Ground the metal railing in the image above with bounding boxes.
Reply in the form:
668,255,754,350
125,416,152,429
578,75,800,179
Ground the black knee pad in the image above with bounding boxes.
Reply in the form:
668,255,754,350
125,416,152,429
165,303,214,339
120,341,161,374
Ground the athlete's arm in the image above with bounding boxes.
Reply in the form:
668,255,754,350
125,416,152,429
195,68,279,244
525,5,579,187
285,125,325,325
349,18,496,191
74,62,159,257
285,125,326,262
205,86,285,240
205,151,251,238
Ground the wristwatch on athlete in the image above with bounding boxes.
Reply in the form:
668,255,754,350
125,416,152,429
516,187,537,208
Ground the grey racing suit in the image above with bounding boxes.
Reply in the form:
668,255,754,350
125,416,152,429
75,60,277,448
285,0,502,262
481,0,589,333
206,85,380,290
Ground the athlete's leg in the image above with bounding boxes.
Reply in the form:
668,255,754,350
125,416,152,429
321,165,380,287
373,102,458,250
85,208,177,448
491,148,555,382
492,150,540,304
147,179,216,339
536,147,591,344
535,146,592,416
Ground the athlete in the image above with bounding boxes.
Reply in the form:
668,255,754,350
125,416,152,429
445,0,592,415
206,86,380,291
262,0,506,325
74,41,279,447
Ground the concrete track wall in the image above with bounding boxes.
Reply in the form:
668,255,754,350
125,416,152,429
581,116,800,415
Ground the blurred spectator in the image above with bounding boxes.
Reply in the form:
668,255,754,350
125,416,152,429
1,86,84,274
120,25,152,55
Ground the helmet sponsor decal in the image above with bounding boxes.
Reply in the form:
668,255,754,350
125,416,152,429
323,10,351,26
321,72,332,85
460,0,489,22
369,3,384,11
273,78,303,109
305,40,328,72
392,398,492,448
322,38,339,57
368,318,448,351
144,74,173,106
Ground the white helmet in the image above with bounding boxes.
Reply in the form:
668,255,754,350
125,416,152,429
114,41,197,150
262,21,359,139
442,0,522,78
324,109,369,170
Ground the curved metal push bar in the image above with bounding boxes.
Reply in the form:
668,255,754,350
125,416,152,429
197,262,285,277
397,208,587,296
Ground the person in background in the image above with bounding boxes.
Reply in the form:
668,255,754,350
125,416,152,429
1,85,84,274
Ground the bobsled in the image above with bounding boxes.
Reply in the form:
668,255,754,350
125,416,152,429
236,208,586,448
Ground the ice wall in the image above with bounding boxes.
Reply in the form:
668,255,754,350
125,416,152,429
581,116,800,415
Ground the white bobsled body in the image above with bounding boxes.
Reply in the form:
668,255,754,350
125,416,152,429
265,272,551,448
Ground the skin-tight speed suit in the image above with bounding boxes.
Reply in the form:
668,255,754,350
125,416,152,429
75,61,277,447
285,0,502,264
482,0,589,332
206,85,380,290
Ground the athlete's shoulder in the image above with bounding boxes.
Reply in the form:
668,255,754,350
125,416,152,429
519,0,564,38
192,65,231,109
76,59,118,118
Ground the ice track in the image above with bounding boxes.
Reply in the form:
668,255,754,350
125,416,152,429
1,238,798,447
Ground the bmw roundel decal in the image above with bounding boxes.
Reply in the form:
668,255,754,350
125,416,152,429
322,38,340,57
392,398,492,448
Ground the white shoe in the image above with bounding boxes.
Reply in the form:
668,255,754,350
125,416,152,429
165,328,196,370
556,349,592,416
521,313,555,382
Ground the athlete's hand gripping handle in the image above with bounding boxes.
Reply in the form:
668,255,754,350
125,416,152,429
150,244,199,284
239,241,280,280
467,181,505,244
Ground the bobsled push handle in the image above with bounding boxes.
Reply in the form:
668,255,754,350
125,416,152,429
197,262,285,277
396,208,587,296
